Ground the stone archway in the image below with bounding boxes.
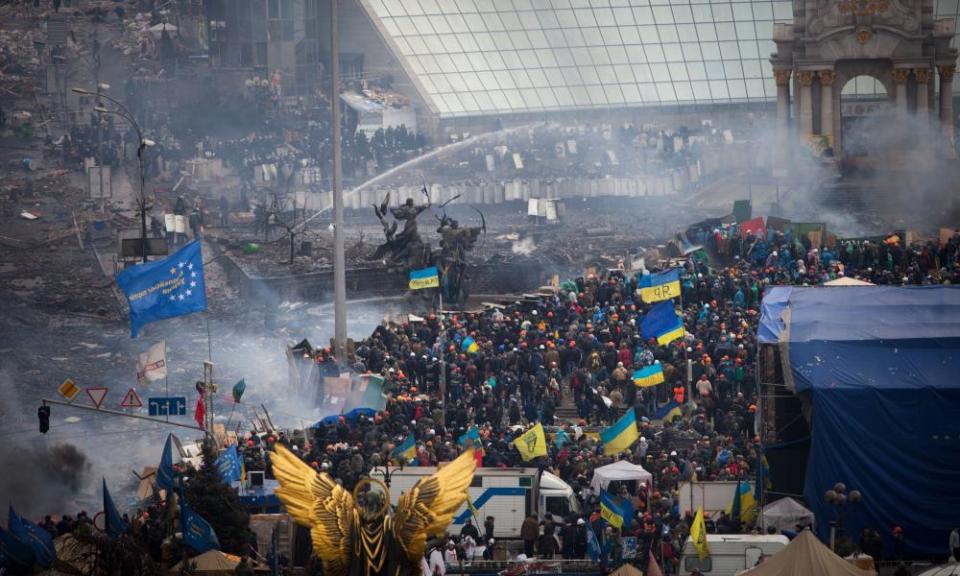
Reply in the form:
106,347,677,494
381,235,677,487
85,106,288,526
770,0,957,163
837,73,891,171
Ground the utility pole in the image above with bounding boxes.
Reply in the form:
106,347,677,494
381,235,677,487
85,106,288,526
331,0,347,363
203,361,216,438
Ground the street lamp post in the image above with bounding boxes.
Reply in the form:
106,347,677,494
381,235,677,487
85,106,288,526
824,482,862,551
72,87,153,263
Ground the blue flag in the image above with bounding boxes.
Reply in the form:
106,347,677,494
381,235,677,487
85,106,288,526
0,525,35,572
180,494,220,553
8,507,55,568
215,445,242,483
586,524,601,563
157,434,175,492
554,429,571,448
116,240,207,337
103,478,128,539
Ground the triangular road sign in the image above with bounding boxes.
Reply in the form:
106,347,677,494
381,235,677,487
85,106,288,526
86,387,109,409
120,388,143,409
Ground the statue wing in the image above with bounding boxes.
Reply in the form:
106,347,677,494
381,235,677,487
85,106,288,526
271,445,354,575
392,449,476,561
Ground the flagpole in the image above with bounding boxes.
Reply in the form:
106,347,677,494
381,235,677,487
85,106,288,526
437,288,445,429
205,314,213,362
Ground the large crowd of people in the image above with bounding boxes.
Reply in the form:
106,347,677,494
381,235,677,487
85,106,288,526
18,221,960,575
231,228,960,573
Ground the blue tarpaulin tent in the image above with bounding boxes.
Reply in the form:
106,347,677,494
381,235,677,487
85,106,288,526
758,286,960,557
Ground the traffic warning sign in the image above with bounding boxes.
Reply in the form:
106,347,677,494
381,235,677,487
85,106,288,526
120,388,143,409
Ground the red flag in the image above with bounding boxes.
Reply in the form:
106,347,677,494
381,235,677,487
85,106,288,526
647,550,664,576
740,217,766,239
475,447,484,468
194,393,205,428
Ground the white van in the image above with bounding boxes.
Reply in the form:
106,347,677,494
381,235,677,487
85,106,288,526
680,534,789,576
373,467,580,539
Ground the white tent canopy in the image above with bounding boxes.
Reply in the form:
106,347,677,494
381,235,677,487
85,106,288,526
762,497,814,532
824,277,874,286
590,459,653,493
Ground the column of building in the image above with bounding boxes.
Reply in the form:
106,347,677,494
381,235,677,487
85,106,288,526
914,68,931,118
797,71,814,135
893,68,910,117
818,70,835,143
938,65,955,145
775,69,791,129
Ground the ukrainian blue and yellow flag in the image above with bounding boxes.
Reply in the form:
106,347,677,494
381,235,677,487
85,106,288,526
726,480,757,526
461,336,480,354
639,268,681,303
409,266,440,290
392,434,417,464
641,301,685,345
632,362,665,387
458,425,480,446
653,400,683,423
601,409,640,455
600,490,626,528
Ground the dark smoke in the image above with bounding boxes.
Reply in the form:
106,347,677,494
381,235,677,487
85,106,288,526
0,442,91,518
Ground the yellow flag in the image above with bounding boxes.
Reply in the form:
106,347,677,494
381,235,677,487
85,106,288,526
691,505,710,561
513,423,548,461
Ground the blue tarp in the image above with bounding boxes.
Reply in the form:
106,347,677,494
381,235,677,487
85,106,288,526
315,407,377,427
760,286,960,557
758,286,791,344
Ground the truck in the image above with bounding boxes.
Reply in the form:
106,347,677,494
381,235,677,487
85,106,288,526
371,467,581,540
679,534,789,576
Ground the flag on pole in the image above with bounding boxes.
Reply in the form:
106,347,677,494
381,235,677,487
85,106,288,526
600,490,626,528
458,426,480,446
103,479,128,539
215,445,243,483
726,480,757,527
232,378,246,403
600,409,639,455
391,435,416,464
408,266,440,290
8,507,55,568
513,423,548,461
653,400,683,423
691,506,710,561
638,268,681,303
116,240,207,338
586,525,601,563
641,301,685,345
179,493,220,553
137,340,167,385
157,434,175,493
632,362,665,387
194,394,205,428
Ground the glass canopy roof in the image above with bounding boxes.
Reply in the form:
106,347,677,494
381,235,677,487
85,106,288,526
359,0,960,117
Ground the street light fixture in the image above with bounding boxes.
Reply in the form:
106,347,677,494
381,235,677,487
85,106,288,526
73,86,152,263
824,482,862,551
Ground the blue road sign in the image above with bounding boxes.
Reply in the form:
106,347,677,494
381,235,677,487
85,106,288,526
148,396,187,417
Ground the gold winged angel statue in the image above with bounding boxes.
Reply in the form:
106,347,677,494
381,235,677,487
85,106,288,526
270,445,476,576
